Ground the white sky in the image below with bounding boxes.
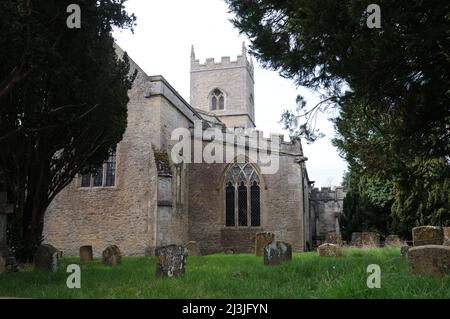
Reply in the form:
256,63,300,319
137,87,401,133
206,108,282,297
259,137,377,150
113,0,347,188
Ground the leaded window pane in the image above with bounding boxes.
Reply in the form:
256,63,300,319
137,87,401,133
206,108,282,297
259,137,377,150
105,147,116,187
226,182,235,226
219,96,224,109
81,174,91,187
251,181,261,226
238,182,247,226
92,165,103,186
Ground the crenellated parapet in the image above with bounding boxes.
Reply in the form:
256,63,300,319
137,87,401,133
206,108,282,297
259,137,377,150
190,42,254,79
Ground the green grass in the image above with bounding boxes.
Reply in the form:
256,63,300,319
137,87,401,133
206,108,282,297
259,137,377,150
0,247,449,298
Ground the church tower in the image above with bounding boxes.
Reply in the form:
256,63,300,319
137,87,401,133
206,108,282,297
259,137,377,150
190,43,255,129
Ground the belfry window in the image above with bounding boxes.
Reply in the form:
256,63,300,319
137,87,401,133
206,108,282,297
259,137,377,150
80,146,117,188
225,162,261,227
210,88,225,110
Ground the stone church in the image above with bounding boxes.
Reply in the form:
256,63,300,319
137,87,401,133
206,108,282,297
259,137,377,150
43,43,335,257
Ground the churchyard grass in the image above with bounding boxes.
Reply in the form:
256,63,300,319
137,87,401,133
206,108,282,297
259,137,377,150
0,247,449,298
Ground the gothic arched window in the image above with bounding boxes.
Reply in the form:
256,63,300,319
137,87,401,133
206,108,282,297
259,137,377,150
225,163,261,227
210,88,225,110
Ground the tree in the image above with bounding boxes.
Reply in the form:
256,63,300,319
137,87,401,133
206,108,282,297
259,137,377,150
226,0,449,168
0,0,136,261
227,0,450,231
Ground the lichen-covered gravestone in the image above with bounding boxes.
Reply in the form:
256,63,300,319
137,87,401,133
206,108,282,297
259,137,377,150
350,232,362,246
80,245,93,262
412,226,444,246
443,227,450,246
325,233,343,246
155,245,187,277
263,241,292,266
102,245,121,266
384,235,403,247
361,232,381,247
34,244,59,272
408,245,450,276
185,241,201,256
255,232,275,256
317,243,342,257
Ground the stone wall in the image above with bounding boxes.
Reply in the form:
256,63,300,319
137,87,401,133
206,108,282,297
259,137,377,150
187,145,307,253
310,186,346,246
190,45,255,129
43,63,158,257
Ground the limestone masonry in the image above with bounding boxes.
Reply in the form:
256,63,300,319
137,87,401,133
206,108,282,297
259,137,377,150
43,43,345,256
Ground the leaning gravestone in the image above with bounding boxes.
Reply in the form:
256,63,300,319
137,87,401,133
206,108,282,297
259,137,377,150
102,245,121,266
185,241,201,256
361,232,381,247
155,245,187,277
408,245,450,276
350,232,362,246
263,241,292,266
255,232,275,256
317,243,342,257
325,233,343,246
412,226,444,246
443,227,450,246
384,234,403,247
80,245,93,262
34,244,59,272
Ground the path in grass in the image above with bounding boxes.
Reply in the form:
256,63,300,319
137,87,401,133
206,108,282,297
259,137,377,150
0,247,449,298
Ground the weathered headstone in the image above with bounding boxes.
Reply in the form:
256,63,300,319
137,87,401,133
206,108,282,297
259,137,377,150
408,245,450,276
361,232,381,247
384,234,403,247
80,245,93,262
34,244,59,272
325,233,343,246
350,232,362,246
412,226,444,246
102,245,121,266
443,227,450,246
0,254,5,274
185,241,201,256
401,245,411,257
255,232,275,256
317,243,342,257
155,245,187,277
263,241,292,266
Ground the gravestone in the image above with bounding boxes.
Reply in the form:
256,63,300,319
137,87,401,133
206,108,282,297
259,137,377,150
102,245,121,266
401,245,411,257
34,244,59,272
325,233,343,246
263,241,292,266
185,241,201,256
80,245,93,262
384,234,403,247
155,244,187,277
412,226,444,246
0,254,4,274
408,245,450,276
361,232,381,247
443,227,450,246
317,243,342,257
350,232,362,246
255,232,275,256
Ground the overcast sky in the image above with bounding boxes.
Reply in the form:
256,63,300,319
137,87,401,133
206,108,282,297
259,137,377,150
113,0,348,188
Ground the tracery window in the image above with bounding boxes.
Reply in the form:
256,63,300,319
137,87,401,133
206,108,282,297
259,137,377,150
210,88,225,110
225,162,261,227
